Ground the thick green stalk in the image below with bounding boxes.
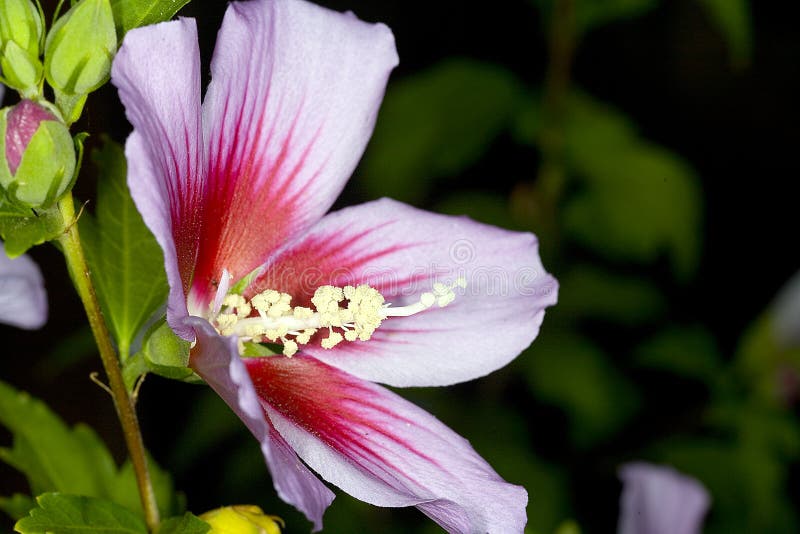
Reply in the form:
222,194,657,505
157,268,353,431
56,193,160,531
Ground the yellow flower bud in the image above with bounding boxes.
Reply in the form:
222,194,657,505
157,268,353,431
200,505,284,534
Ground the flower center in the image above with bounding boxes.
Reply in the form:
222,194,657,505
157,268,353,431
209,278,467,357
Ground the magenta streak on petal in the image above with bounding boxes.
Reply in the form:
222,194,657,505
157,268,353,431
248,221,420,307
193,104,304,305
246,356,443,484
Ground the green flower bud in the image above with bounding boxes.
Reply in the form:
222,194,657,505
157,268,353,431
0,100,76,208
0,0,44,96
0,0,43,58
200,505,284,534
44,0,116,96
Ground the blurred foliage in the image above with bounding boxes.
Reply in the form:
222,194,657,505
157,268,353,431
698,0,753,68
361,59,523,203
534,0,657,35
517,91,703,279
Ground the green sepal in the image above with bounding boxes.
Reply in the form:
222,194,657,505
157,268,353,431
14,493,148,534
44,0,116,97
0,40,43,97
0,0,44,58
54,88,87,126
124,321,199,390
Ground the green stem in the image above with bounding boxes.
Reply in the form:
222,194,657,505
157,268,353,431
534,0,577,259
56,193,160,531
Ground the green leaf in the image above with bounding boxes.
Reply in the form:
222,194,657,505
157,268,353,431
554,92,701,279
15,493,147,533
634,324,722,380
109,0,189,38
81,138,168,359
0,200,65,258
109,457,183,520
0,380,182,518
697,0,752,69
574,0,657,34
156,513,210,534
557,264,665,325
0,380,112,496
0,494,36,521
359,59,523,203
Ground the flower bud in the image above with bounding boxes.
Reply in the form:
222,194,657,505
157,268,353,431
200,505,283,534
0,0,44,96
0,0,43,57
44,0,116,96
0,100,76,208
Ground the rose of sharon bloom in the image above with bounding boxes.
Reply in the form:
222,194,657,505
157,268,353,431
618,462,711,534
111,0,557,531
0,241,47,329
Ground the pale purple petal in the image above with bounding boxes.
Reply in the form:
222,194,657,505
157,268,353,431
618,462,710,534
248,198,558,387
246,354,527,533
773,269,800,348
190,0,398,306
111,19,205,340
187,317,334,530
0,243,47,329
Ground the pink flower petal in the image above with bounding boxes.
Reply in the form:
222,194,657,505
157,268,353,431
111,19,205,339
246,354,528,533
187,317,334,531
0,243,47,329
191,0,398,307
248,198,558,387
618,462,711,534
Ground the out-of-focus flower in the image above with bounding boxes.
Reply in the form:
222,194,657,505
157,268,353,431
112,0,558,531
773,270,800,348
0,240,47,329
618,462,710,534
0,99,76,207
201,505,283,534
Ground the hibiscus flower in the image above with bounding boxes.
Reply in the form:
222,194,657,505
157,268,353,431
111,0,557,531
